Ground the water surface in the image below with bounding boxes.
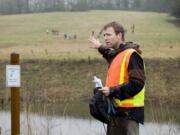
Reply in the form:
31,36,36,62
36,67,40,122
0,102,179,135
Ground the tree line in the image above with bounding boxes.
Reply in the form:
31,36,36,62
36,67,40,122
0,0,179,17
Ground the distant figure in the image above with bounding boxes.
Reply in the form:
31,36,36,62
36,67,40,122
73,34,77,39
51,29,59,35
131,24,135,34
64,33,77,40
64,34,67,39
92,31,95,36
169,45,173,49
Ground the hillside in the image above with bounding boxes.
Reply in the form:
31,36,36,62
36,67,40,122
0,10,179,59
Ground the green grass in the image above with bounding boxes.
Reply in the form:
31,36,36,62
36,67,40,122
0,10,179,104
0,10,180,59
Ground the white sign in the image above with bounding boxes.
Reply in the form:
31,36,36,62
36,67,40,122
6,65,21,87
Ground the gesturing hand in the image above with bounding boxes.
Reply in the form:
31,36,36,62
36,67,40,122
88,36,102,49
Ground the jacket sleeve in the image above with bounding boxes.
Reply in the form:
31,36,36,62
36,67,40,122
98,46,118,64
109,52,145,100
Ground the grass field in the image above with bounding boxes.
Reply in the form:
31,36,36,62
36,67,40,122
0,10,180,104
0,10,180,59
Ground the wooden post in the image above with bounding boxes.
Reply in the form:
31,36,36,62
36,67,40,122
11,53,20,135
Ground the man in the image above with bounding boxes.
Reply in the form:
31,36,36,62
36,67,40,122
89,21,145,135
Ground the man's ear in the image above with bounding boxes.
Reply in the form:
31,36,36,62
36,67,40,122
117,33,122,40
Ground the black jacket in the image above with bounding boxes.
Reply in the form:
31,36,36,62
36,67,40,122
98,42,145,124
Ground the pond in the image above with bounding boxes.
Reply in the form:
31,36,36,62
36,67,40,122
0,102,180,135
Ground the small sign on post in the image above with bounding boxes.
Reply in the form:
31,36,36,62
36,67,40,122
6,65,21,87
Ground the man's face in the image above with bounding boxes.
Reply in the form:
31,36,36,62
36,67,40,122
103,27,122,49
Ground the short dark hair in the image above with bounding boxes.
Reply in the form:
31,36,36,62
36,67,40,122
101,21,125,41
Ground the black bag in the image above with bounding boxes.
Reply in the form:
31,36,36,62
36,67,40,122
89,90,117,124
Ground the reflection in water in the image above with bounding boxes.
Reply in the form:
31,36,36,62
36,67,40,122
0,111,180,135
1,111,105,135
0,102,180,135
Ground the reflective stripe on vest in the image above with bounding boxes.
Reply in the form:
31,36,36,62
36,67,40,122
106,49,145,108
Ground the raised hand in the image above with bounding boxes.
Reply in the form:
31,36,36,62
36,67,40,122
88,36,102,49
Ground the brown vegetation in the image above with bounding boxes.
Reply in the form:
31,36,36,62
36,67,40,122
0,58,179,105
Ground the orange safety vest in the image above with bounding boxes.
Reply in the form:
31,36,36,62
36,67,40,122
106,49,145,108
